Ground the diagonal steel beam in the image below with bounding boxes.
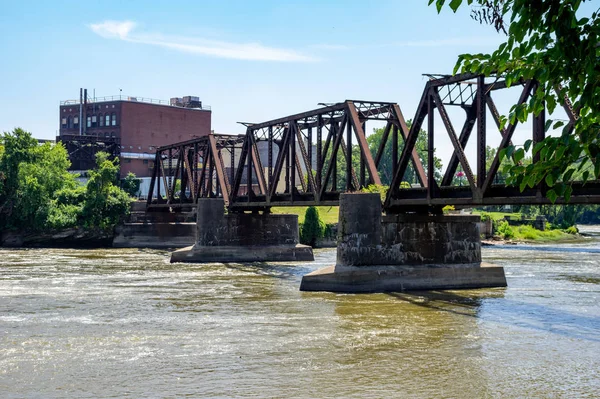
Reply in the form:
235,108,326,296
386,85,430,207
347,101,382,186
208,134,230,205
391,104,427,187
482,80,535,195
431,88,477,193
320,115,347,199
441,104,477,186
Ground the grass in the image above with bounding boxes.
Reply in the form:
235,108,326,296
472,210,523,221
271,206,339,224
512,225,575,242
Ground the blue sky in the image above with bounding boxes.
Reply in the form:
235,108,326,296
1,0,580,165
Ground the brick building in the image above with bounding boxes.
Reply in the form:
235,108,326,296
58,89,211,178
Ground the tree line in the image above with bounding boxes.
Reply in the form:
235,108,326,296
0,128,138,233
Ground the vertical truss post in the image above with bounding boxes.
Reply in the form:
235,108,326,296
392,124,398,174
268,126,273,191
360,121,366,188
532,81,546,164
317,116,323,193
476,75,486,190
246,136,253,200
346,115,352,191
147,152,160,207
290,121,297,201
427,93,435,199
332,121,338,191
307,125,313,192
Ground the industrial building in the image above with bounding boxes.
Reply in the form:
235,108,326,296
58,89,211,178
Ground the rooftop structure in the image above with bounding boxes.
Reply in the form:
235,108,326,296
57,88,211,178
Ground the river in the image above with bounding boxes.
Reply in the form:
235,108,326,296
1,228,599,398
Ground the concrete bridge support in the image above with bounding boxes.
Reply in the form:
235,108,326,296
300,193,506,293
171,198,313,263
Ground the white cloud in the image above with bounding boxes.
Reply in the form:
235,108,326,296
89,20,136,40
88,20,316,62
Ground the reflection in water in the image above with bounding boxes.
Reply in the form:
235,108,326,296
0,242,599,398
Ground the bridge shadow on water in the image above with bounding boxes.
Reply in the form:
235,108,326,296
387,290,600,343
221,262,310,280
386,290,491,318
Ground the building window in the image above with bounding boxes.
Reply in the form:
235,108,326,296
86,116,91,128
99,114,104,127
105,132,109,137
143,159,149,165
111,113,117,126
73,116,79,128
111,132,116,138
91,115,97,127
61,117,67,128
67,115,73,128
105,114,110,126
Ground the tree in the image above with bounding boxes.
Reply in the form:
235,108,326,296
82,152,132,229
429,0,599,202
300,206,324,247
367,121,443,185
121,172,141,197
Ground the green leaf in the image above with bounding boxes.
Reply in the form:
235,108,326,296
582,170,590,183
545,174,555,187
562,168,575,182
514,148,525,163
449,0,462,12
547,189,558,204
524,139,533,153
533,142,545,156
505,146,515,159
564,185,573,203
519,178,528,192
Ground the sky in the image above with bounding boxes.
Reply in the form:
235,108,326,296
0,0,586,167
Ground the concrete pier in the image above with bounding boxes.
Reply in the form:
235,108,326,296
300,193,506,293
171,198,313,263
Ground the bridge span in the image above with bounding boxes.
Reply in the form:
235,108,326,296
146,73,600,213
146,73,600,293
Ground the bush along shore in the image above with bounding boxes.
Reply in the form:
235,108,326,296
0,128,137,247
479,212,582,244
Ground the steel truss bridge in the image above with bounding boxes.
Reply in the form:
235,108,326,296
146,73,600,213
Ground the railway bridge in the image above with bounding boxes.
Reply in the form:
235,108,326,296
144,73,599,293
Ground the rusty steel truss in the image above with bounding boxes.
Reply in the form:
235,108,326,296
228,100,426,209
147,73,600,213
146,134,245,210
384,73,600,211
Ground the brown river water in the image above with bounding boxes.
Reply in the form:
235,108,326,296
1,227,600,398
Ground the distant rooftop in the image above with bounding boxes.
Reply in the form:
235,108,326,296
60,94,210,110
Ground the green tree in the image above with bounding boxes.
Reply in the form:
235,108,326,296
121,172,141,197
13,142,78,229
82,152,132,229
0,128,39,219
367,121,443,185
430,0,600,202
0,129,79,230
300,206,325,247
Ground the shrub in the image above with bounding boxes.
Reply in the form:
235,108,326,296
443,205,456,214
121,172,141,197
479,212,492,222
496,220,515,240
300,206,325,247
565,226,579,235
361,184,389,202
